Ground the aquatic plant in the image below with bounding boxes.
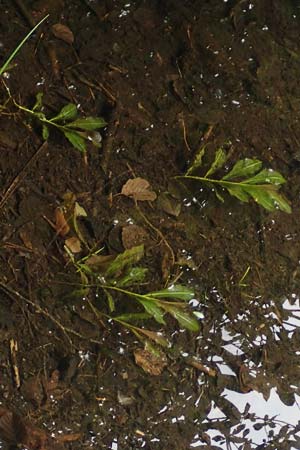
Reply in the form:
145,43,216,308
14,93,106,152
176,146,291,213
66,243,200,341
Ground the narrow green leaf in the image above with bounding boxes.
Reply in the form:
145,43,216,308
114,313,151,322
104,288,115,312
186,145,206,175
33,92,44,111
64,130,86,152
163,305,199,331
147,284,195,301
51,103,78,122
222,158,262,181
105,245,144,279
205,148,227,178
68,116,107,131
117,267,148,287
244,168,286,186
135,328,169,347
42,124,49,140
138,299,166,325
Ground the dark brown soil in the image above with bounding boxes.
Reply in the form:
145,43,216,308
1,1,300,449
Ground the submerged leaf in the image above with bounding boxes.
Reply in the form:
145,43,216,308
105,245,144,279
51,103,78,122
162,305,200,331
68,117,107,131
244,168,286,185
186,145,206,175
51,23,74,45
222,158,262,181
147,284,195,301
121,178,157,201
64,130,86,152
138,299,166,325
205,148,227,178
116,267,148,287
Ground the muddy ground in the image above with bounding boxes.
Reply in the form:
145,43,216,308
1,1,300,449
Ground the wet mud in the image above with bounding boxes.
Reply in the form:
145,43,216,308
1,1,300,449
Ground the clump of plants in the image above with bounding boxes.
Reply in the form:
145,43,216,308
176,146,291,213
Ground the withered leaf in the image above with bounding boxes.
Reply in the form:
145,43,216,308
157,193,181,217
121,177,157,201
55,208,70,237
51,23,74,45
65,236,82,253
122,224,149,249
134,348,167,376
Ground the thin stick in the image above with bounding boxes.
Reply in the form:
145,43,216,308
0,141,48,211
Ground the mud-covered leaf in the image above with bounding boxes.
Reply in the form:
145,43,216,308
157,193,181,217
51,103,78,122
51,23,74,44
105,245,144,279
162,305,200,331
186,145,206,175
68,116,107,131
222,158,262,181
138,299,166,325
121,177,157,201
147,284,195,301
205,148,227,178
134,347,167,375
64,130,86,152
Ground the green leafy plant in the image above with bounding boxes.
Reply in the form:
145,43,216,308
14,93,106,152
176,146,291,213
0,15,49,76
67,244,200,343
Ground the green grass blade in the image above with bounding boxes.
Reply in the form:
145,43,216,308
0,15,49,76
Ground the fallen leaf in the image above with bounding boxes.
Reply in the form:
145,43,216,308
122,224,150,249
65,236,82,253
134,348,167,376
157,193,181,217
55,208,70,237
121,178,157,201
51,23,74,45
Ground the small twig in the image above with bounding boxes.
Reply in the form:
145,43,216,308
0,141,48,211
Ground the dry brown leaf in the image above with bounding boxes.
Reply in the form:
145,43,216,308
51,23,74,45
121,177,157,201
55,208,70,236
122,224,149,249
65,236,82,253
134,348,167,376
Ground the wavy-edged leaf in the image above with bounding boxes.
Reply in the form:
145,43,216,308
138,299,166,325
222,158,262,181
186,145,206,175
105,245,144,279
162,305,199,331
244,168,286,186
68,116,107,130
51,103,78,122
147,284,195,301
64,130,86,152
205,148,227,178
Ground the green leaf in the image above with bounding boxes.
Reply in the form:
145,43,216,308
104,288,115,312
147,284,195,301
51,103,78,122
64,130,86,152
68,116,107,130
186,145,206,175
42,124,49,140
138,299,166,325
244,168,286,186
244,185,291,213
205,148,227,178
105,245,144,279
162,305,199,331
33,92,44,112
135,328,169,347
226,185,251,202
222,158,262,181
117,267,148,287
114,313,151,322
